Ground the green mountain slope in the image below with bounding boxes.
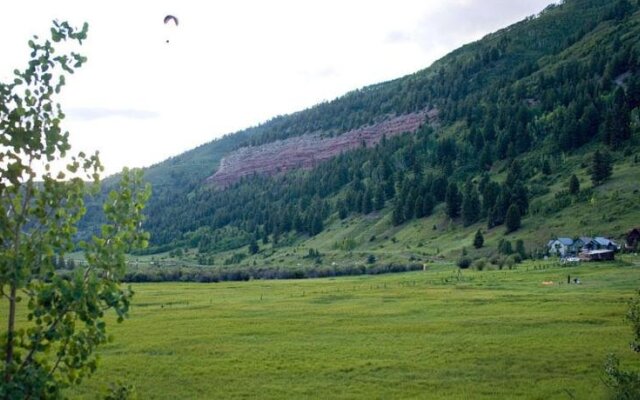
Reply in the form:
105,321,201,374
92,0,640,275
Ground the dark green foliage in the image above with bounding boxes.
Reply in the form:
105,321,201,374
462,180,481,226
515,239,527,259
474,230,485,249
541,159,552,176
248,239,259,255
569,174,580,195
591,150,613,185
392,200,405,226
505,204,522,233
605,88,632,149
457,257,472,269
498,239,513,255
422,194,436,218
123,262,423,282
445,182,462,219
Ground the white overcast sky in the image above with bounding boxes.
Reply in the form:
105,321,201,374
2,0,555,176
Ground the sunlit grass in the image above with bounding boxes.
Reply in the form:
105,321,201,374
53,259,640,398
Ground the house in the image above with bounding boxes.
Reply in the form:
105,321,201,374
579,249,615,261
626,228,640,251
547,237,584,257
579,237,598,251
593,237,619,251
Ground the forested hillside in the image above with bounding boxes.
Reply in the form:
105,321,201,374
86,0,640,275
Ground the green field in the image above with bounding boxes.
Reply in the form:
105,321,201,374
51,259,640,399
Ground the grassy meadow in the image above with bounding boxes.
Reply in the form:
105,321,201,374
55,258,640,399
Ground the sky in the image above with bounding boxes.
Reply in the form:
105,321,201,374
2,0,555,176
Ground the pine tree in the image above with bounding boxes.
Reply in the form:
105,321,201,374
462,181,481,226
505,204,521,233
310,214,324,236
362,188,373,214
445,182,461,219
510,182,529,215
515,239,527,259
414,195,425,218
374,186,385,210
541,159,552,175
568,174,580,195
338,201,349,219
431,175,448,202
591,150,613,186
422,194,435,217
498,239,513,255
248,239,259,255
392,201,405,226
473,230,484,249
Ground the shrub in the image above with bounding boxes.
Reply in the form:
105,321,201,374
472,258,487,271
457,257,472,269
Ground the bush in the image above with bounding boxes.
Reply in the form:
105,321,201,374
472,258,487,271
457,257,472,269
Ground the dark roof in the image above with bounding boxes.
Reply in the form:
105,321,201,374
556,237,574,246
595,237,616,246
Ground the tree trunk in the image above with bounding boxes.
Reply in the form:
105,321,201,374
4,283,17,383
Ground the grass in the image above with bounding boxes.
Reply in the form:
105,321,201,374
46,258,640,398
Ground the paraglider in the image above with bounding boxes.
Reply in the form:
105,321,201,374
164,15,178,43
164,15,178,26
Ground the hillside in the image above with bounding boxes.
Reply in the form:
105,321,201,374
208,110,434,188
84,0,640,275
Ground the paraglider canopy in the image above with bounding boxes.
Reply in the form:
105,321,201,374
164,15,179,26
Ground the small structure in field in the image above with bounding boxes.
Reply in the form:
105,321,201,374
625,228,640,251
578,249,615,261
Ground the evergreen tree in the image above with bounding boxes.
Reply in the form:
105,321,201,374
505,159,522,188
310,213,324,236
414,195,425,218
591,150,613,186
473,229,484,249
445,182,462,219
515,239,527,259
505,204,522,233
541,159,552,175
374,186,386,210
338,201,349,219
362,187,373,214
248,239,259,255
462,181,481,226
568,174,580,195
431,175,448,202
422,194,436,217
479,144,493,171
604,87,631,149
481,180,501,218
510,182,529,215
498,239,513,255
403,189,417,220
392,201,405,226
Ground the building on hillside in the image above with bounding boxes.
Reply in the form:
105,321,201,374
547,237,584,257
579,237,598,251
593,237,619,251
625,228,640,251
578,249,615,261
